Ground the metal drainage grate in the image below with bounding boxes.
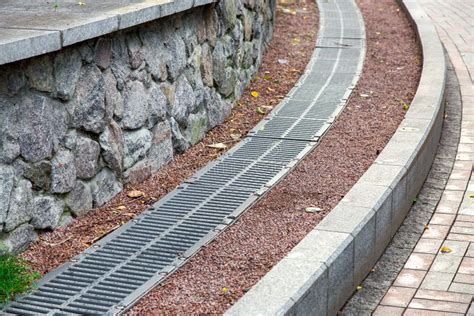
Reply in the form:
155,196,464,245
4,0,366,314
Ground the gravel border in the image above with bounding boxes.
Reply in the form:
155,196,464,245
226,0,446,314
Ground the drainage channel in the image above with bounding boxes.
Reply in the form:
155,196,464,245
4,0,365,314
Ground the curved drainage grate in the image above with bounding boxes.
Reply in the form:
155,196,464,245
4,0,366,314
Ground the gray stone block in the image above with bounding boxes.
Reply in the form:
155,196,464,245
0,28,61,65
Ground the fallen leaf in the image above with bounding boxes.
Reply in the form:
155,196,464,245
424,224,429,230
469,194,474,199
277,59,289,64
230,133,242,140
207,143,228,149
440,247,452,253
222,287,230,294
305,207,322,213
127,190,145,198
251,91,260,98
267,87,275,92
116,205,127,211
356,285,363,290
261,105,273,111
360,93,370,98
256,107,266,115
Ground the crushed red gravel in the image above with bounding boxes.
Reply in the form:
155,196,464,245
21,0,422,313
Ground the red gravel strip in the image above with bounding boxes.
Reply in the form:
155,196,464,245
20,1,319,275
127,0,421,314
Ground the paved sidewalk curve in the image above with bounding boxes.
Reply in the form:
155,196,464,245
374,0,474,314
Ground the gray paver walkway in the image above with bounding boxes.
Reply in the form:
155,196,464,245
374,0,474,314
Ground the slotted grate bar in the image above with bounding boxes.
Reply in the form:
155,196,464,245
4,0,365,314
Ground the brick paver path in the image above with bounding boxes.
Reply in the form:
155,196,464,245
375,0,474,314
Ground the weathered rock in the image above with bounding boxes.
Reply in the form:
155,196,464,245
51,150,76,193
170,117,189,152
54,49,82,101
123,128,152,170
201,43,214,87
99,121,124,174
75,135,100,180
123,121,173,183
4,179,33,232
90,169,123,207
18,95,54,162
73,65,106,133
1,224,37,254
63,129,77,150
172,77,196,127
164,33,187,80
104,69,123,120
58,212,74,227
65,181,93,217
187,112,208,145
122,80,148,129
22,160,52,191
148,121,173,172
204,88,232,128
0,132,19,165
95,38,112,70
0,165,15,224
147,84,168,128
65,180,93,217
218,67,237,97
217,0,238,32
31,196,64,230
51,99,71,151
25,55,54,93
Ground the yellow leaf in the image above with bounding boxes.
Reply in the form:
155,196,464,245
207,143,227,149
77,1,86,5
469,194,474,199
256,107,266,115
127,190,145,198
440,247,452,253
250,91,260,98
263,74,272,81
222,287,229,294
356,285,362,290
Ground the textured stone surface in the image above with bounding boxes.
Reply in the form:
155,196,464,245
90,168,123,207
0,1,274,250
31,196,63,230
0,165,14,224
75,135,100,180
65,180,93,217
4,179,33,232
51,150,76,194
73,65,106,134
1,223,38,254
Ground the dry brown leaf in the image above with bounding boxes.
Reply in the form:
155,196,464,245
127,190,145,198
207,143,228,149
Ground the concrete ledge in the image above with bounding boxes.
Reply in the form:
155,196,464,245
0,0,216,65
226,0,446,314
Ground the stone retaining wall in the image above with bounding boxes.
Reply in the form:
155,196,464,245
0,0,276,253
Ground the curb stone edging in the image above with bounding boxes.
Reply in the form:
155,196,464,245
225,0,446,314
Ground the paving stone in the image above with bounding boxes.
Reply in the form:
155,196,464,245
436,191,464,214
415,289,472,303
422,224,450,239
449,282,474,295
440,240,470,257
414,238,443,254
467,243,474,257
430,254,463,273
458,257,474,274
445,179,469,191
373,305,404,315
393,269,427,288
408,298,469,314
430,213,456,226
404,308,460,315
453,273,474,284
451,226,474,235
380,287,416,308
447,233,474,242
421,272,455,291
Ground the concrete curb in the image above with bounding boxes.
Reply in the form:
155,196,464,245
225,0,446,314
0,0,216,66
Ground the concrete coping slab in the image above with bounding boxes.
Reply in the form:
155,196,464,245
226,0,446,314
0,0,216,66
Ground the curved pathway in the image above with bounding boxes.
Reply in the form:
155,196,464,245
373,0,474,314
